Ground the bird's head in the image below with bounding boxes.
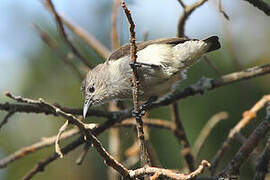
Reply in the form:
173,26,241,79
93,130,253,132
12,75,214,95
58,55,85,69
81,65,109,118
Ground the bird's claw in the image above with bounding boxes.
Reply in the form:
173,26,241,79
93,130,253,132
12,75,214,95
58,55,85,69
129,62,142,69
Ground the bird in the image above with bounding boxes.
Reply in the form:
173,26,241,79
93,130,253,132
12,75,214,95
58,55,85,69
82,36,221,118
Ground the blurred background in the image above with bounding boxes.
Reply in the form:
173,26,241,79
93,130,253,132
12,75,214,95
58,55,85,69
0,0,270,179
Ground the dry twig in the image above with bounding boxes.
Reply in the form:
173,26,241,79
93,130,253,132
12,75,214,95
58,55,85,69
193,112,228,158
34,24,84,80
0,128,79,168
129,160,210,179
218,0,230,20
177,0,208,37
0,111,15,131
218,104,270,178
5,92,130,179
171,103,195,171
253,135,270,180
211,95,270,174
42,0,93,68
121,1,151,167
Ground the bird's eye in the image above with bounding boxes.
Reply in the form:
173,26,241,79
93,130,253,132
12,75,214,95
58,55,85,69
88,86,95,93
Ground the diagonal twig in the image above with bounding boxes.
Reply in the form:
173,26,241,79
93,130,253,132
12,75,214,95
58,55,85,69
42,0,93,68
5,92,130,179
34,24,84,80
211,95,270,175
218,104,270,178
193,112,228,158
0,128,79,168
253,135,270,180
0,111,15,131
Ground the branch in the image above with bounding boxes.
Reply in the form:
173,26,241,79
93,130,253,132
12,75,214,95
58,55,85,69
5,92,130,178
42,0,93,68
218,104,270,178
129,160,210,179
121,1,151,167
242,0,270,16
22,136,83,180
170,103,195,171
253,135,270,179
177,0,208,37
111,0,121,50
0,128,79,168
34,24,84,80
211,95,270,174
149,63,270,110
0,111,15,131
193,112,228,158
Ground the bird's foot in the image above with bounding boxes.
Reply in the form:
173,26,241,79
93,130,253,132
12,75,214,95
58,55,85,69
131,96,158,118
129,62,161,69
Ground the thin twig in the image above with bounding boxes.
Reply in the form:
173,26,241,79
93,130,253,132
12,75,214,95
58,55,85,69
218,104,270,178
55,120,69,158
193,112,228,158
177,0,208,37
5,92,130,178
218,0,230,20
203,56,222,77
170,103,195,171
76,143,90,165
42,0,93,68
111,0,121,50
253,135,270,180
129,160,211,179
211,95,270,175
121,1,151,167
43,4,111,59
241,0,270,16
34,24,84,80
0,111,15,131
0,128,79,168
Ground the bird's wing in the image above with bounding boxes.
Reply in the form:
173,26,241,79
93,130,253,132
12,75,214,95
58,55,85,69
106,37,190,61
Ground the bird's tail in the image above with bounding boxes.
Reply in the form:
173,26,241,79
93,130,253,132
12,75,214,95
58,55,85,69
203,36,221,53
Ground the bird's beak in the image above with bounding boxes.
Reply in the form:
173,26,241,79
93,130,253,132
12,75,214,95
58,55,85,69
83,98,92,119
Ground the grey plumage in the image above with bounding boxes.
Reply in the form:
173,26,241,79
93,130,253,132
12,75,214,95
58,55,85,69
82,36,220,118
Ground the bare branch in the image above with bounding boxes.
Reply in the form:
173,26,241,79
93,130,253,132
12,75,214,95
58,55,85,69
253,135,270,179
242,0,270,16
193,112,228,158
5,92,130,178
170,103,195,171
55,120,69,158
203,56,222,77
111,0,121,50
34,24,84,80
121,1,151,167
0,111,15,131
129,160,210,179
0,128,79,168
218,0,230,20
42,0,93,68
211,95,270,175
177,0,208,37
218,105,270,178
76,144,90,165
